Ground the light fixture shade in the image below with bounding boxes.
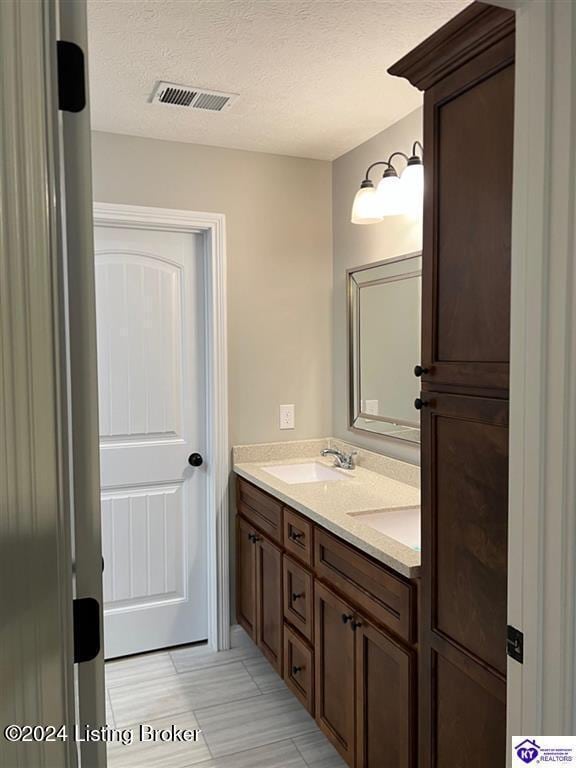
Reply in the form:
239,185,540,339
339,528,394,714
376,172,404,216
351,181,383,225
400,160,424,216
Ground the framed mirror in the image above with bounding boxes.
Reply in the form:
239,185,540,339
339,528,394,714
347,252,421,443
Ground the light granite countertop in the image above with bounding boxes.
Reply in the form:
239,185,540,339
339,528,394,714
233,439,421,579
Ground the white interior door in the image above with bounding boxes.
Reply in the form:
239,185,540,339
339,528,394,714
95,224,208,659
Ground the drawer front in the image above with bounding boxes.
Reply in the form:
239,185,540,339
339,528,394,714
284,623,314,715
283,555,314,643
314,529,416,644
283,507,313,567
237,477,283,543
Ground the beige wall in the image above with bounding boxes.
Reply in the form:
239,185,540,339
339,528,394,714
332,107,423,464
91,131,333,447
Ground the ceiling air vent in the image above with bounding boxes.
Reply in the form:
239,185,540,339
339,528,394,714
150,81,237,112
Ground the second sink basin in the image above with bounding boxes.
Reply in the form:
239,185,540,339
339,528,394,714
262,462,350,484
348,506,421,550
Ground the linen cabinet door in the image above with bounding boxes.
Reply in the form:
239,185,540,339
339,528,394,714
236,516,257,640
255,534,283,673
420,392,508,767
314,582,356,767
355,620,416,768
420,33,514,396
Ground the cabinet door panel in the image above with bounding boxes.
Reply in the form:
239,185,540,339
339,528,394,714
356,621,416,768
422,392,508,674
421,37,514,394
432,646,506,768
236,516,256,640
315,582,355,767
255,535,283,673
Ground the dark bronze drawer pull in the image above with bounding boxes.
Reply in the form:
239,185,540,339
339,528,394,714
342,613,353,624
290,531,304,541
292,592,304,601
292,665,303,675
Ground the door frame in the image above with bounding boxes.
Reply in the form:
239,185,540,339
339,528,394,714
93,202,230,652
489,0,576,744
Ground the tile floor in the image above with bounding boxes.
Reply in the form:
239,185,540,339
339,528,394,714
105,625,347,768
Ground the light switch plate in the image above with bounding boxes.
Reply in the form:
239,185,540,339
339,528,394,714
279,404,295,430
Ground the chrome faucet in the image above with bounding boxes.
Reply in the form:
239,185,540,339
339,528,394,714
321,448,357,470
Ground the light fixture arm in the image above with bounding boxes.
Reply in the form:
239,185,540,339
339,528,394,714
411,140,424,158
363,160,393,182
363,151,412,182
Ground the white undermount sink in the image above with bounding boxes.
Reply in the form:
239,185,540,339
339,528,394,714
348,506,421,551
262,462,350,484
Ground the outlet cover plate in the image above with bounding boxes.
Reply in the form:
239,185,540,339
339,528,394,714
279,404,295,430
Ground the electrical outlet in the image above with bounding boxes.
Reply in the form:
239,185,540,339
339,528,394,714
279,404,295,430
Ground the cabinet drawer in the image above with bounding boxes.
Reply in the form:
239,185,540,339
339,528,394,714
237,477,283,543
283,507,313,567
315,529,416,644
283,555,314,643
284,623,314,715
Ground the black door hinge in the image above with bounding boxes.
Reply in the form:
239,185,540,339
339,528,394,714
57,41,86,113
73,598,101,663
507,624,524,664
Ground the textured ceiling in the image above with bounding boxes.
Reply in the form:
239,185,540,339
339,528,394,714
87,0,469,160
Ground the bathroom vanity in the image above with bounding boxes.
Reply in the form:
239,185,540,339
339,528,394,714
234,442,420,768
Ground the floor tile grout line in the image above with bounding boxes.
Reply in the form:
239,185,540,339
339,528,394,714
190,688,267,719
110,687,265,732
106,689,118,729
240,659,268,693
190,730,320,766
292,736,313,766
172,654,257,675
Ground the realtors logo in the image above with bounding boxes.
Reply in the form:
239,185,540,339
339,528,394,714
513,736,576,764
515,740,540,764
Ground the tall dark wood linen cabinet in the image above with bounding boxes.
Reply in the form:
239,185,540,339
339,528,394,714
389,4,515,767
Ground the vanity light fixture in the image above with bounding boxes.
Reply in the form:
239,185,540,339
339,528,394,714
351,141,424,224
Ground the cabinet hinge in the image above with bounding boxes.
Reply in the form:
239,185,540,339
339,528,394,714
57,41,86,113
507,624,524,664
73,598,101,663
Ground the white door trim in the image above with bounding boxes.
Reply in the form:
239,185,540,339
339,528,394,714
0,0,77,765
93,202,230,652
488,0,576,747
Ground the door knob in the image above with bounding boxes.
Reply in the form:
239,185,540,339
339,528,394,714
414,365,429,377
188,453,203,467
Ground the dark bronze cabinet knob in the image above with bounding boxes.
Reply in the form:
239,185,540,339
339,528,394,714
342,613,353,624
188,452,203,467
414,365,429,377
292,666,302,675
292,592,304,601
414,398,428,410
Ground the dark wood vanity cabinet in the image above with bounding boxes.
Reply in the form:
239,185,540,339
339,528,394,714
355,620,416,768
236,512,283,673
315,582,356,765
236,515,257,639
236,475,419,768
390,4,514,767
